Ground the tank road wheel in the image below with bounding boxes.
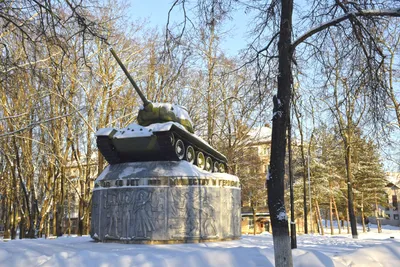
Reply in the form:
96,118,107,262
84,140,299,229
186,145,195,164
196,151,206,169
169,133,175,145
219,163,226,173
175,139,185,160
213,161,219,172
205,157,213,172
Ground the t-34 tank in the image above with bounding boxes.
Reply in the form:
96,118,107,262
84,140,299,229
96,48,227,173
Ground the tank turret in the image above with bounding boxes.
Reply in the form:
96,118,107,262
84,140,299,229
96,49,227,172
110,48,194,133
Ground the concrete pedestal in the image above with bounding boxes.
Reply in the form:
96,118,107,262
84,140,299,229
90,161,241,243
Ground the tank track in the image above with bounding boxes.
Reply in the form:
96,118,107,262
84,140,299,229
96,126,227,172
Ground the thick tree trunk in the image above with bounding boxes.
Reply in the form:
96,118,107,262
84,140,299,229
267,0,293,266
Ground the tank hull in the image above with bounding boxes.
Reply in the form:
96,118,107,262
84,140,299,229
96,123,227,172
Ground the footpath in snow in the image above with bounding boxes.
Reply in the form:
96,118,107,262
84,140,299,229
0,224,399,267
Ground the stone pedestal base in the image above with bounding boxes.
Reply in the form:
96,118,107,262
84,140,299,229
90,161,241,243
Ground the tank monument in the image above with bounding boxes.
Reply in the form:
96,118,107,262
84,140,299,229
90,49,241,243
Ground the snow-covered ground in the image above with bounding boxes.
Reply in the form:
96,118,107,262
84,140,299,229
0,224,399,267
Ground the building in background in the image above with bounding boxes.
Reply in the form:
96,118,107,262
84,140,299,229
371,172,400,227
239,125,271,234
59,154,98,235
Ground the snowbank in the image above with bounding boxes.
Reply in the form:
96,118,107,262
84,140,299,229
1,224,399,266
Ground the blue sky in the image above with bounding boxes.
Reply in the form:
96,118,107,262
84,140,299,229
128,0,251,56
126,1,400,172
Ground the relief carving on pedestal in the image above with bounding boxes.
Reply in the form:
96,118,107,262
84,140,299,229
104,191,121,239
103,189,160,240
200,194,217,238
121,191,133,239
133,190,155,239
168,188,200,238
168,187,219,238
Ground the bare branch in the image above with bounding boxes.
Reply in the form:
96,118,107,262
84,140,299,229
292,9,400,50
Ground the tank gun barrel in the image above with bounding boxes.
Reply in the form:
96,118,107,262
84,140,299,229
109,48,150,107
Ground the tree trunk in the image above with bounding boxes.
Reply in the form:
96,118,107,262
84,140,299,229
252,205,256,235
329,184,334,235
19,215,25,239
47,217,50,238
315,200,324,235
325,211,328,228
288,119,297,249
315,210,320,234
56,171,65,237
346,207,350,234
267,0,293,265
361,193,366,233
78,196,84,236
377,219,382,233
329,197,334,235
53,174,58,237
293,103,308,235
68,185,71,236
332,195,341,234
11,197,17,240
345,136,358,238
3,198,11,239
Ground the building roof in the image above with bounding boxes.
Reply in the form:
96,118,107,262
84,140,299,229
241,206,269,216
386,172,400,185
386,182,400,189
246,126,272,145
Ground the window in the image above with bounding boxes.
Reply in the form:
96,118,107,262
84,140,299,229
393,195,398,211
248,218,254,229
394,214,399,220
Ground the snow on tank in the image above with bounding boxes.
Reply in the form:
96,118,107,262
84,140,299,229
137,102,194,133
